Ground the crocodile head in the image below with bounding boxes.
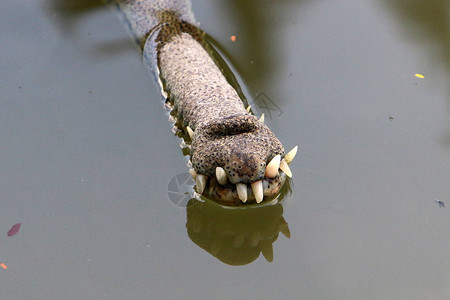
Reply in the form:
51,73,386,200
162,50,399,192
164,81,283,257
186,113,297,205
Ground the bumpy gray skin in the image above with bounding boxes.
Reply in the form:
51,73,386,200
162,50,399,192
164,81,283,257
111,0,286,204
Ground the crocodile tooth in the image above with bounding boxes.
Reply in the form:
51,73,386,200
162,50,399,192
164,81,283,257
265,154,281,178
186,126,194,139
236,183,247,203
261,241,274,262
251,180,264,203
280,224,291,239
196,174,207,194
246,105,251,113
189,168,197,180
259,113,265,123
284,146,298,164
215,167,228,185
279,159,292,178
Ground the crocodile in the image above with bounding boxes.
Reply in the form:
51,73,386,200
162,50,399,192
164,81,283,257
109,0,298,205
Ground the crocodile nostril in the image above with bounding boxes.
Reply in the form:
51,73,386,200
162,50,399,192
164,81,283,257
225,151,266,184
205,114,258,136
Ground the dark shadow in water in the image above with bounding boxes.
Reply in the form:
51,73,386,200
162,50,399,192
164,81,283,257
186,198,291,266
381,0,449,75
219,0,306,93
381,0,450,144
47,0,105,34
47,0,138,57
183,176,293,265
93,38,138,56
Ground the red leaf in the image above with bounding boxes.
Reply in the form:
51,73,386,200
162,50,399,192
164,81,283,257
7,223,21,237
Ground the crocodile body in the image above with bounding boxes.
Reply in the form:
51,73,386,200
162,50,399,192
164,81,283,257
109,0,296,205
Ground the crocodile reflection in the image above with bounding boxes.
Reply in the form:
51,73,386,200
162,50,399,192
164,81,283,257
186,196,291,266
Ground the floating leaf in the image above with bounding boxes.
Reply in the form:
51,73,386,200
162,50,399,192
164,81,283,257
7,223,21,237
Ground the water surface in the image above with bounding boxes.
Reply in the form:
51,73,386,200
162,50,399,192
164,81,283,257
1,0,449,299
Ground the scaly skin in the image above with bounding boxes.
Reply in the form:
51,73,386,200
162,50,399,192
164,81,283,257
110,0,295,205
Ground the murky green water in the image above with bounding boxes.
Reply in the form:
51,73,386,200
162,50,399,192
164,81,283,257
1,0,449,299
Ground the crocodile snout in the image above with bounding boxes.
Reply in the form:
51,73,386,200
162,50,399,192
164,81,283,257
188,114,296,204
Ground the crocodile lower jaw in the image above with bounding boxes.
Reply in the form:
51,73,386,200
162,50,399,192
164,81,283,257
189,146,297,205
197,173,287,206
